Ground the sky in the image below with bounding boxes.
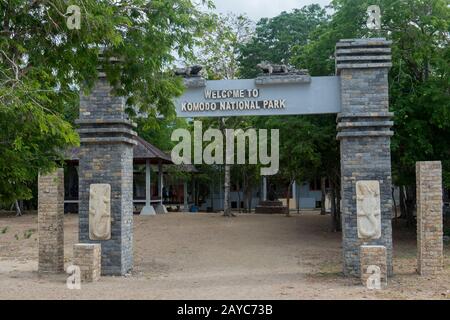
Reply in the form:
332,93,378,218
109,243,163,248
212,0,331,21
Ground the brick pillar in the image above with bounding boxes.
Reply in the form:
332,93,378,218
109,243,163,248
38,168,64,274
336,39,394,276
77,71,136,276
416,161,443,275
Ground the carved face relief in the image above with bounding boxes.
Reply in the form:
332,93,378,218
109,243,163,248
356,181,381,240
89,184,111,240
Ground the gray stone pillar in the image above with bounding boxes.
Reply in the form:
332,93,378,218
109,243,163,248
38,168,64,274
336,38,394,276
77,72,136,276
416,161,443,275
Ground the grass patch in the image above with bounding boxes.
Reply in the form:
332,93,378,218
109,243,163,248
23,229,36,239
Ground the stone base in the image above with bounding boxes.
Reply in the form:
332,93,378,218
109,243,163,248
73,243,101,282
140,205,156,216
155,204,168,214
360,245,387,288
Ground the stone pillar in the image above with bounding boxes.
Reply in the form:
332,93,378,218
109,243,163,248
416,161,443,276
38,168,64,274
77,72,136,276
336,38,394,276
73,243,101,282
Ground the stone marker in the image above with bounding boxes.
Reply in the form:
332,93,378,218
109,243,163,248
38,168,64,274
356,181,381,240
89,184,111,240
416,161,443,276
73,243,101,282
360,245,387,288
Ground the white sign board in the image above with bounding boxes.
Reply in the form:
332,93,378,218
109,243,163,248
175,76,341,118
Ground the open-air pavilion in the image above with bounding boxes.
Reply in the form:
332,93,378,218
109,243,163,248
64,136,197,215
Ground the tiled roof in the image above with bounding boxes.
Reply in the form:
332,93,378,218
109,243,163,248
65,136,173,164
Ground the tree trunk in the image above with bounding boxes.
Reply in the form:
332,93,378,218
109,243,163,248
236,182,242,213
392,186,398,219
220,118,234,217
330,184,341,232
399,185,407,219
14,200,22,216
405,185,416,227
223,164,234,216
320,177,326,215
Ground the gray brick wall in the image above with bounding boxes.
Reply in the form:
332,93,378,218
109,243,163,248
336,39,394,277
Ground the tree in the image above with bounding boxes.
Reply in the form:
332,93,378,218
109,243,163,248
238,4,327,78
186,12,255,217
291,0,449,224
259,116,322,217
0,0,214,207
190,12,254,80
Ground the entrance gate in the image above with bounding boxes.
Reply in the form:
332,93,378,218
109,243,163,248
77,38,393,277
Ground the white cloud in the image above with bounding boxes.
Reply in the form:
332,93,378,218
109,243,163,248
211,0,331,21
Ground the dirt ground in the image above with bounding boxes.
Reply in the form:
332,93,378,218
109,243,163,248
0,211,450,300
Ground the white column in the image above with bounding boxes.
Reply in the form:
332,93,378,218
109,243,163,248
262,176,267,201
140,159,155,215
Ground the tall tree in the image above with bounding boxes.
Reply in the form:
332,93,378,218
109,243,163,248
0,0,214,206
292,0,449,223
238,4,327,78
186,12,255,216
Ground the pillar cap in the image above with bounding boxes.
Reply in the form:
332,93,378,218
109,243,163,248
335,38,392,74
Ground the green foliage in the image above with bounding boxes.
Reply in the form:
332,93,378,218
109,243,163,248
188,13,254,80
0,0,214,203
290,0,450,188
136,117,190,152
23,228,36,239
238,4,327,78
257,115,326,184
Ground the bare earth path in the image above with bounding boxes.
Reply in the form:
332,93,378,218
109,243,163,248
0,211,449,299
